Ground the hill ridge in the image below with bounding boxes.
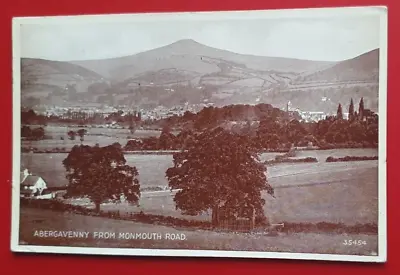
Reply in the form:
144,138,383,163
20,40,380,114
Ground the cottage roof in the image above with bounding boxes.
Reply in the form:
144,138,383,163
21,175,42,186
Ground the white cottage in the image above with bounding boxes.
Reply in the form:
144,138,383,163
20,168,48,198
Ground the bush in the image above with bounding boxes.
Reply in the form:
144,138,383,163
265,157,318,165
326,156,378,162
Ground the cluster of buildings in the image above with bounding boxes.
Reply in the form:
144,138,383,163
37,102,216,122
282,98,377,123
37,98,376,124
139,102,213,120
283,101,331,122
297,111,329,122
39,105,121,119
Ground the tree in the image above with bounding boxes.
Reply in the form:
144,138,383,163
77,129,87,143
125,139,142,150
313,119,331,141
129,115,136,134
366,122,378,145
165,127,274,227
347,121,366,143
158,127,176,150
68,130,76,141
62,144,140,213
176,129,196,150
31,127,45,140
348,98,355,121
21,109,37,124
129,124,136,135
256,118,282,150
285,119,308,146
22,126,45,140
21,126,32,138
359,97,365,121
337,103,343,120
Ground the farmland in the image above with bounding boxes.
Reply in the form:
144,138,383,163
21,153,173,189
21,125,164,150
21,148,379,226
19,207,378,255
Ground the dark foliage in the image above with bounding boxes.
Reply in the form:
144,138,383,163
21,126,45,140
166,127,274,227
326,156,378,162
62,143,140,212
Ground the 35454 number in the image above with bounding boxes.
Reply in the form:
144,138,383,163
343,240,367,246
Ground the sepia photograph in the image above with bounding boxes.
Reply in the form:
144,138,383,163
11,6,387,262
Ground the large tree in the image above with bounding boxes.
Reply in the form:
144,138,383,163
166,127,274,227
62,144,140,212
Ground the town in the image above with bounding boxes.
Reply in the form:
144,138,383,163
26,100,341,126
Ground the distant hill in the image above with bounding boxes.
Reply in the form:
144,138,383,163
21,58,105,107
71,39,333,81
20,39,380,114
274,49,380,113
292,49,379,85
66,39,336,109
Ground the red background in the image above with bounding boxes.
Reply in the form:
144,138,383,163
1,0,397,274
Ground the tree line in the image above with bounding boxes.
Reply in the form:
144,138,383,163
125,99,378,151
21,126,45,140
21,109,141,127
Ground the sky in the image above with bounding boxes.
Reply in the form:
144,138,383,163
19,13,381,62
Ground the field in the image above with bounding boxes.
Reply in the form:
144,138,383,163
21,148,379,226
19,207,378,255
22,125,163,150
21,153,173,189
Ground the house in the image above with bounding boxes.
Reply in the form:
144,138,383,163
20,168,48,198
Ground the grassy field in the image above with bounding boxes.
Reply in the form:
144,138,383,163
19,208,378,256
21,148,378,188
20,148,379,226
21,153,173,189
92,160,378,226
22,125,163,150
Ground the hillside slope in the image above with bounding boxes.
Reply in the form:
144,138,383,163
273,49,380,113
71,39,333,81
21,58,106,107
292,49,379,85
20,40,380,114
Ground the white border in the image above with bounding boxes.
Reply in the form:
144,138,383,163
10,6,388,263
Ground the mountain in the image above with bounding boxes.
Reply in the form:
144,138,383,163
292,49,379,84
272,49,380,113
20,39,380,114
66,39,337,109
21,58,105,107
71,39,333,81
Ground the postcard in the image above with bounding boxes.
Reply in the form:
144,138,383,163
11,6,387,262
